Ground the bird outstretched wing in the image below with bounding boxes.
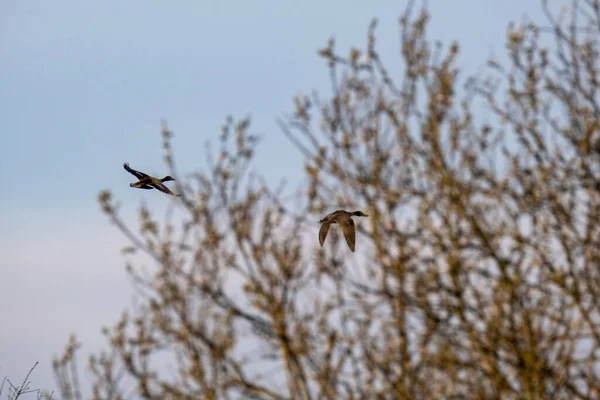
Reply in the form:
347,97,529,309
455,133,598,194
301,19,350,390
150,181,180,196
319,222,331,247
340,218,356,252
123,163,149,179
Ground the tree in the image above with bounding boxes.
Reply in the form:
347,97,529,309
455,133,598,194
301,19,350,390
52,0,600,398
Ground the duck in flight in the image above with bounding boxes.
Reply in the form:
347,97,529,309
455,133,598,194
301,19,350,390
123,163,180,196
318,210,369,252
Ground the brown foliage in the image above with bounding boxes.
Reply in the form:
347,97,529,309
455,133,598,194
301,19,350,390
54,1,599,399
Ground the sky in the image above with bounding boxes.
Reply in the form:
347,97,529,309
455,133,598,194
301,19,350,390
1,0,549,395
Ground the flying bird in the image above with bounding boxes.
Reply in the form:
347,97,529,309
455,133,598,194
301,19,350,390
123,163,180,196
318,210,369,252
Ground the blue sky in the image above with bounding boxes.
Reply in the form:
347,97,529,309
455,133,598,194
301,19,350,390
1,0,548,394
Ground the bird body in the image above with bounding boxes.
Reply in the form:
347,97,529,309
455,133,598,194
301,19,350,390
318,210,369,252
123,163,180,196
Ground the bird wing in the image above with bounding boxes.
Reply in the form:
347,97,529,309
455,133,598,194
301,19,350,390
319,222,331,247
319,210,344,223
340,218,356,252
123,163,149,179
150,181,180,196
